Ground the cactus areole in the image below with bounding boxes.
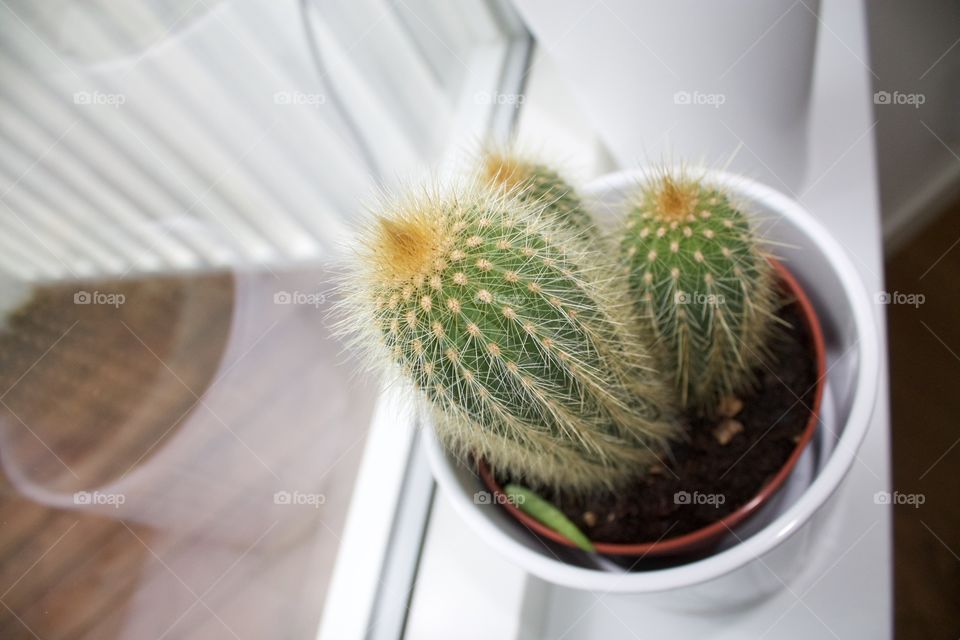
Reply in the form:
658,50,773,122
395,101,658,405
342,187,679,494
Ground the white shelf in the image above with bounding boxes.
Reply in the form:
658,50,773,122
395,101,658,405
407,0,892,638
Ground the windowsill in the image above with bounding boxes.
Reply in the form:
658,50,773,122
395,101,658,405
404,1,892,637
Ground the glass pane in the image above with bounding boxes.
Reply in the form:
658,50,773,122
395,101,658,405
0,1,518,637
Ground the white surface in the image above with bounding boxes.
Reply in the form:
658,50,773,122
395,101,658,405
316,389,416,640
404,496,548,640
411,0,892,636
512,0,820,193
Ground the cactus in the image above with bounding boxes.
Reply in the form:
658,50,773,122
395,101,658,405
619,171,778,412
479,147,599,241
340,185,679,493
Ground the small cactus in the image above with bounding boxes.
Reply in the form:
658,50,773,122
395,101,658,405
619,171,778,412
340,185,678,493
478,147,598,241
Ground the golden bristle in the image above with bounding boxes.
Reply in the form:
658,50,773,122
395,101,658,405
481,151,531,193
374,214,442,283
652,175,698,221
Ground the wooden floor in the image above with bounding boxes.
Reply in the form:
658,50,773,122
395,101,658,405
886,207,960,640
0,269,376,639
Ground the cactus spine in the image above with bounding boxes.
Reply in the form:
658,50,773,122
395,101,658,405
619,172,778,412
479,148,598,241
342,186,678,493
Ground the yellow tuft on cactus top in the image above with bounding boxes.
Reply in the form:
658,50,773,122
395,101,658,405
477,146,599,242
480,150,528,193
374,215,441,284
651,174,699,221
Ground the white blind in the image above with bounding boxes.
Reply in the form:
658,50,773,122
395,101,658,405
0,0,509,282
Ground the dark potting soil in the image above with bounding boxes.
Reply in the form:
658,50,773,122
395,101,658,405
499,298,818,545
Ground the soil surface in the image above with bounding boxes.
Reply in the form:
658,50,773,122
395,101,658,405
498,298,818,545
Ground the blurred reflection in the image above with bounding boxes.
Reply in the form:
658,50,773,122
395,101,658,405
0,0,514,634
0,269,375,638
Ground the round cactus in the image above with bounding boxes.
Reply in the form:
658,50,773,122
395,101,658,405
340,185,678,493
619,172,778,412
478,147,598,241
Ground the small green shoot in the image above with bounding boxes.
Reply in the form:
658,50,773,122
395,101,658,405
504,484,596,553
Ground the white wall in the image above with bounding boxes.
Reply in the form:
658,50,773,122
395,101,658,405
868,1,960,248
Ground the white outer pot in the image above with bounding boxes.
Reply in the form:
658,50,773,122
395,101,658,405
424,168,880,597
510,0,819,193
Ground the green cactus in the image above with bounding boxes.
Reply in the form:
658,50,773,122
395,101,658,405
479,147,598,241
619,172,778,412
340,185,679,493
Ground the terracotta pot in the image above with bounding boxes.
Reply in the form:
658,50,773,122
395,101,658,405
476,259,827,556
